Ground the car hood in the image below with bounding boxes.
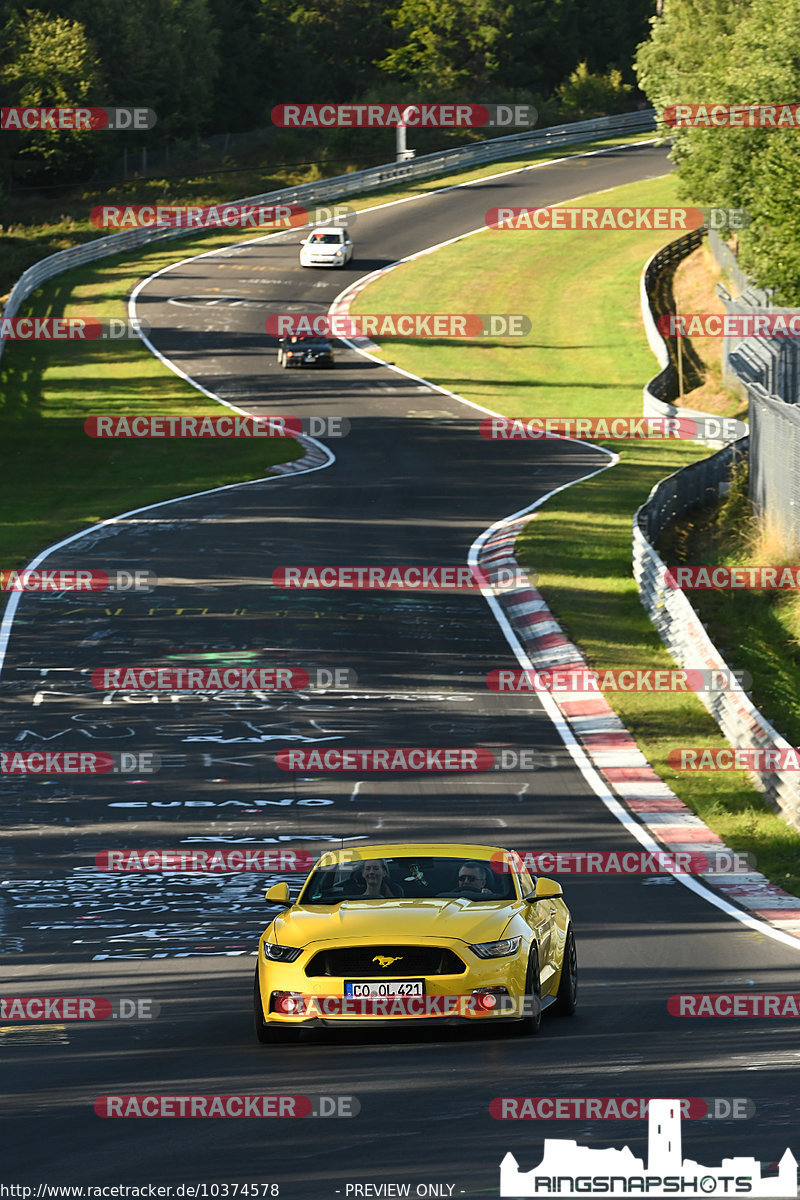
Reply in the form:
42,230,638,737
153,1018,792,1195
268,898,513,947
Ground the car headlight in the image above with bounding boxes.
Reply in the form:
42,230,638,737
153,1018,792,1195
262,941,302,963
469,936,521,959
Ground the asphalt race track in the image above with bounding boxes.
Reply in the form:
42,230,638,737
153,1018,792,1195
3,143,799,1196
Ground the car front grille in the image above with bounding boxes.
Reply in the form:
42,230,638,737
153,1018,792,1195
305,945,466,977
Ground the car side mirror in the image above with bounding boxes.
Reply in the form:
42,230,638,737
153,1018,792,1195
527,877,562,901
265,882,291,907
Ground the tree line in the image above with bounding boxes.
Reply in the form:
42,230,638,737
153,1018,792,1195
0,0,652,185
636,0,800,303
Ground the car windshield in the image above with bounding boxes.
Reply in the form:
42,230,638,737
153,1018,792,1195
299,856,517,904
310,232,343,244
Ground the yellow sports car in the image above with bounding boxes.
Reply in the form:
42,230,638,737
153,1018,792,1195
254,842,577,1042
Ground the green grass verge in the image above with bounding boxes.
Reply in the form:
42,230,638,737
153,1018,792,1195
0,229,304,572
349,170,800,896
661,461,800,747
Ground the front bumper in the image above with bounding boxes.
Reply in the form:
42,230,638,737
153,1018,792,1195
300,254,345,267
257,946,529,1027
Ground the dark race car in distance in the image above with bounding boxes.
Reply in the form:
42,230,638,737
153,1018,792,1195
277,334,335,368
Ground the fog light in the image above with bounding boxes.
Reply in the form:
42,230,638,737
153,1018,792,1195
271,991,306,1015
471,986,509,1012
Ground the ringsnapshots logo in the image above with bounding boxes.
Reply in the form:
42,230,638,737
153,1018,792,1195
0,751,159,775
0,568,155,592
0,317,150,340
487,667,752,694
90,203,356,230
266,313,531,338
479,416,748,442
663,103,800,128
90,666,357,691
486,206,750,231
1,106,156,131
499,1099,797,1197
270,565,533,592
271,103,536,128
0,996,160,1021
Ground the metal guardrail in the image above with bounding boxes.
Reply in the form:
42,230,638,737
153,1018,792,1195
0,109,656,365
633,440,800,832
639,227,739,449
635,233,800,830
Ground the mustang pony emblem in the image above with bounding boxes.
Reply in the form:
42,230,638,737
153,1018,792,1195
373,955,402,968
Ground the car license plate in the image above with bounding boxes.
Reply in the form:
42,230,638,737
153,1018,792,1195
345,980,424,998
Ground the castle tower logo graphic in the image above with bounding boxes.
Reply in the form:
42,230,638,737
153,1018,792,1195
500,1098,797,1197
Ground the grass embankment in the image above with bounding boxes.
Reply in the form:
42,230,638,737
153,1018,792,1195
0,231,304,571
348,171,800,896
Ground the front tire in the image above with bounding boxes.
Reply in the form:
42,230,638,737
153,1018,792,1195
551,926,578,1016
514,948,542,1035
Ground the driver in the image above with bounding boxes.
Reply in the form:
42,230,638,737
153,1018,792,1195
456,861,494,894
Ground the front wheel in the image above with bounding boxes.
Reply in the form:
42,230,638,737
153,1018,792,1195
551,926,578,1016
514,948,541,1035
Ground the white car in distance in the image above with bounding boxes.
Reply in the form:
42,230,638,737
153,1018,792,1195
299,227,353,268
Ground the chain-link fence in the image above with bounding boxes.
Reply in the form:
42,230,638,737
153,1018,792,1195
707,228,800,544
